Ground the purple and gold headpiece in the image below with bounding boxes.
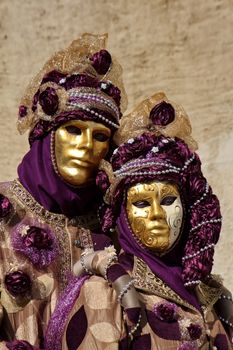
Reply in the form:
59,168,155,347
17,33,128,145
97,93,221,287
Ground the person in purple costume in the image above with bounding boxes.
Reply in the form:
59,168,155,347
0,33,127,349
45,92,233,349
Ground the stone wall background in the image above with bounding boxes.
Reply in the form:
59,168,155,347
0,0,233,290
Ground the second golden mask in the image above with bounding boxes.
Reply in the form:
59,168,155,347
126,181,183,253
55,119,111,186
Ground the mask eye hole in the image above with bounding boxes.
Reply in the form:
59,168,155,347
160,196,177,206
133,200,150,208
65,126,82,135
93,133,109,142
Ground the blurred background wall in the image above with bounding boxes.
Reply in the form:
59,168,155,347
0,0,233,290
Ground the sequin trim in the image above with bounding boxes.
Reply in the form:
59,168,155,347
45,275,89,350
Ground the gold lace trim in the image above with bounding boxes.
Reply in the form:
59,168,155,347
69,214,99,231
132,257,197,312
9,179,99,230
195,276,223,311
10,179,66,228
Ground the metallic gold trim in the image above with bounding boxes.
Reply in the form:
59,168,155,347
195,276,223,311
10,179,66,228
10,179,99,230
132,257,197,312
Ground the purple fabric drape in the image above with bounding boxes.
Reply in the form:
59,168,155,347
17,133,100,218
45,275,89,350
117,206,201,311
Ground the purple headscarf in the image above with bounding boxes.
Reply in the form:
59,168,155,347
18,133,100,218
117,206,201,311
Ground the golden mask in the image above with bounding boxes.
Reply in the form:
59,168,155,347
126,181,183,253
55,119,111,186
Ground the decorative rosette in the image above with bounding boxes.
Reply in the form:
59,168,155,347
35,82,67,122
18,105,28,118
39,87,59,116
153,301,178,322
11,220,59,268
187,323,202,340
90,49,112,75
114,92,198,151
149,101,175,126
0,194,13,219
178,316,204,344
17,81,67,131
4,269,32,298
152,301,204,345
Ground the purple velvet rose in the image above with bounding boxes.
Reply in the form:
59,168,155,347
153,301,178,322
24,226,53,250
41,69,67,85
149,101,175,126
5,270,32,297
6,340,35,350
39,87,59,116
187,323,202,340
0,194,13,218
11,223,59,268
91,50,112,75
64,74,98,90
18,105,27,118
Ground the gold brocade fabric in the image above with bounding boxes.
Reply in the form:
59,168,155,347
0,180,98,347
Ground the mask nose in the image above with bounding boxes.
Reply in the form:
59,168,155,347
150,200,166,221
77,128,93,150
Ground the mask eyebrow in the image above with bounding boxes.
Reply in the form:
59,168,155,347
64,120,86,127
127,190,153,203
159,184,179,199
93,128,111,136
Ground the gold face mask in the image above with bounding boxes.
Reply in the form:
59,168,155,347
55,119,111,186
126,181,183,253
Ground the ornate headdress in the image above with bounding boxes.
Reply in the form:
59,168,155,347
97,93,221,287
17,33,128,145
113,91,197,150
